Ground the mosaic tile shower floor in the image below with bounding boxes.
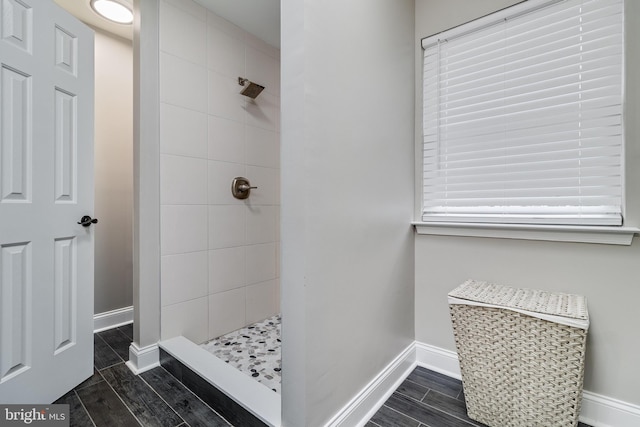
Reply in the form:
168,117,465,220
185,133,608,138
201,314,282,394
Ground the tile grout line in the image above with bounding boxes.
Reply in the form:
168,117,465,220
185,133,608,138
411,371,463,389
103,327,133,357
72,389,98,427
74,366,142,427
96,360,126,373
136,372,189,427
419,388,485,427
394,388,428,404
404,377,435,390
403,373,463,400
390,391,477,427
74,373,104,392
116,325,134,342
94,332,125,367
97,365,145,427
381,404,424,427
409,391,479,427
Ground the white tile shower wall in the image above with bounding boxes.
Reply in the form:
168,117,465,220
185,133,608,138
162,296,209,344
161,252,208,306
246,280,278,325
161,154,208,205
160,53,208,113
208,288,247,340
208,205,245,249
161,103,208,158
209,247,246,294
208,116,245,163
159,1,207,66
161,205,208,255
159,0,280,342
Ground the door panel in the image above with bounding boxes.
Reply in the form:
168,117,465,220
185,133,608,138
2,0,32,53
0,0,94,403
53,236,75,354
1,65,31,202
0,242,31,382
54,88,77,203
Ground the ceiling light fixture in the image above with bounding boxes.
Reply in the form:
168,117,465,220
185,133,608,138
90,0,133,24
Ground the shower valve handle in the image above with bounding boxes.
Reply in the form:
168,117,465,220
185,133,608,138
238,184,257,192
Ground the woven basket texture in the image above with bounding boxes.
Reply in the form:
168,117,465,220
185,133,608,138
449,284,588,427
450,280,588,321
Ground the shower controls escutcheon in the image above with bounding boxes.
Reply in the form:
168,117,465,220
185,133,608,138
232,177,257,199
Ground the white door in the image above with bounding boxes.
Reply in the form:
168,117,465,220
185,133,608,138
0,0,94,403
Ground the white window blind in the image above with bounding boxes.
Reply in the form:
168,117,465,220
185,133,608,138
421,0,624,225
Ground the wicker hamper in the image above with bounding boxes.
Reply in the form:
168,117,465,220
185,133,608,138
448,280,589,427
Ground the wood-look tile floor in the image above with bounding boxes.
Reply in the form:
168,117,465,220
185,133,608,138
56,327,594,427
54,324,231,427
366,366,593,427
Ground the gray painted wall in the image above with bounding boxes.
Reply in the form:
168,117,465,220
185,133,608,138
414,0,640,406
94,28,134,315
281,1,416,425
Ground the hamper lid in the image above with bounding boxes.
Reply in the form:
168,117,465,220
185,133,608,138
448,280,589,329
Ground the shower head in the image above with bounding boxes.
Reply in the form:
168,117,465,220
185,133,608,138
238,77,265,99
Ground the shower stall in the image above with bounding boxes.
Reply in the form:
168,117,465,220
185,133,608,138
155,0,281,424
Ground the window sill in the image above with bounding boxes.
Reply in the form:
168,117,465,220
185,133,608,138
412,221,640,245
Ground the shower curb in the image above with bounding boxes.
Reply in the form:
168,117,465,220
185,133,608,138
158,337,278,427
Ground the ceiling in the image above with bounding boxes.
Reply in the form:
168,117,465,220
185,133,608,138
54,0,133,40
54,0,280,48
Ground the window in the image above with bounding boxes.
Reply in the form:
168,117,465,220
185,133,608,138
421,0,624,226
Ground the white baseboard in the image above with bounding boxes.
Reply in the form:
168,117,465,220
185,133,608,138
93,306,134,333
324,343,416,427
125,342,160,375
580,391,640,427
414,341,461,380
414,341,640,427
